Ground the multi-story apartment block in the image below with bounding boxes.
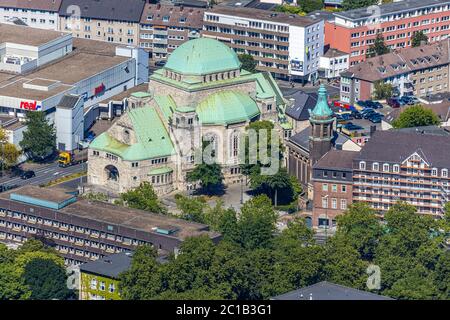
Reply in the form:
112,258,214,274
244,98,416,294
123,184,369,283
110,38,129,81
139,3,204,63
325,0,450,65
0,0,62,30
312,130,450,226
202,7,324,82
59,0,145,46
0,185,220,265
340,39,450,104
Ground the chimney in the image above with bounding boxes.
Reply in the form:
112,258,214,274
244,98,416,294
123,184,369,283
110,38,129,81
180,5,184,11
156,3,161,10
370,125,377,137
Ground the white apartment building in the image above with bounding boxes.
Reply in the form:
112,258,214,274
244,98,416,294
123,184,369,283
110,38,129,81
0,0,61,30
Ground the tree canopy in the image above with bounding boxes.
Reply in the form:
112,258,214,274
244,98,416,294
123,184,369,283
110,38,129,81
342,0,378,11
116,181,167,214
366,34,390,58
238,54,257,73
19,111,56,160
186,162,224,195
373,81,394,100
412,31,428,47
0,239,73,300
392,105,441,128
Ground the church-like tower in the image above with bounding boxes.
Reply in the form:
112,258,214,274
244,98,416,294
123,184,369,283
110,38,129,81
308,85,334,166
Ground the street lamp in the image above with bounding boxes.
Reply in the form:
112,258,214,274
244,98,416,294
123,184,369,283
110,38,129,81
240,177,244,204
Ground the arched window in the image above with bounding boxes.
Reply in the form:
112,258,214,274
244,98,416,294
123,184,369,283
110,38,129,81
359,161,366,170
372,162,379,171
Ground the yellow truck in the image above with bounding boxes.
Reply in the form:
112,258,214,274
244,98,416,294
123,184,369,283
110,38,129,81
58,149,88,167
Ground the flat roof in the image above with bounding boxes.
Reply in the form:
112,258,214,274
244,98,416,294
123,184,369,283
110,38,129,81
335,0,450,21
207,7,320,27
80,252,133,278
0,185,221,241
0,38,129,101
97,83,149,105
9,185,75,203
61,199,218,240
0,24,69,47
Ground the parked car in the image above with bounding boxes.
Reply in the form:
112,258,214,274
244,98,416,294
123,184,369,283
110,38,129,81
356,100,367,108
0,184,19,193
343,122,363,131
369,115,382,123
20,170,35,180
351,111,363,119
387,98,401,108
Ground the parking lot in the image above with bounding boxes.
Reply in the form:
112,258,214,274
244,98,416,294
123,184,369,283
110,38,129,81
332,100,395,136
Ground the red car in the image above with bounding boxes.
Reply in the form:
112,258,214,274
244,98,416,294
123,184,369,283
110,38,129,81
387,98,400,108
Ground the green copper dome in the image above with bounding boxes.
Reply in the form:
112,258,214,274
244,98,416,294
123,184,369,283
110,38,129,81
164,38,241,75
310,85,333,118
196,91,260,125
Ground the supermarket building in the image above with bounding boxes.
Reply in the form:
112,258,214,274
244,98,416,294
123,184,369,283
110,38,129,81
0,24,148,151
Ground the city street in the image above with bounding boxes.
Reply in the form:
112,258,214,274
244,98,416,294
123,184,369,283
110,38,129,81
0,162,87,189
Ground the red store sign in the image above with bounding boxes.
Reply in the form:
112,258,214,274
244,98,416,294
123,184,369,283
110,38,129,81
20,100,41,111
94,83,106,95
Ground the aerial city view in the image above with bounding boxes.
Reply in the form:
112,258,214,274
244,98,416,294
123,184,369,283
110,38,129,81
0,0,449,308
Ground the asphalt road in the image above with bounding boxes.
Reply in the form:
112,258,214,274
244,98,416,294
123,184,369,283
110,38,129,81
0,162,87,189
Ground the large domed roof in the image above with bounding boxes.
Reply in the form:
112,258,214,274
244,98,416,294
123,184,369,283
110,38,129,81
164,38,241,75
196,91,260,125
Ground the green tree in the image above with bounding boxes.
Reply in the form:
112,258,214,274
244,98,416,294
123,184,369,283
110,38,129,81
342,0,378,10
335,203,383,260
392,105,441,128
0,129,21,169
174,194,207,223
411,31,428,47
373,81,394,100
238,54,257,73
320,236,368,289
119,245,163,300
187,163,224,195
301,0,324,13
22,258,72,300
366,34,390,58
19,111,56,160
235,195,277,250
164,236,216,293
0,262,31,300
117,181,167,214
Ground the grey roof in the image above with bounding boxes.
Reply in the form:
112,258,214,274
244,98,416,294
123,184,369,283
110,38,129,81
285,92,318,121
271,281,393,300
58,94,81,109
335,0,450,21
59,0,146,22
356,130,450,168
80,252,133,279
313,150,357,170
307,10,337,21
289,127,311,151
395,126,450,136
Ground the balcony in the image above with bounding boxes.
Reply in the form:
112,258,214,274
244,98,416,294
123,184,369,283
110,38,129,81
153,37,168,45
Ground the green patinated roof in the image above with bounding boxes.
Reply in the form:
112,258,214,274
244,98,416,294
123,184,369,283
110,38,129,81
196,90,260,126
131,92,152,98
90,106,175,161
164,38,241,75
154,95,175,120
149,167,173,175
310,85,333,118
176,106,196,113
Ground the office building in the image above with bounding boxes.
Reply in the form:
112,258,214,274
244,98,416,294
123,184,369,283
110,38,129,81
325,0,450,65
202,6,324,82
